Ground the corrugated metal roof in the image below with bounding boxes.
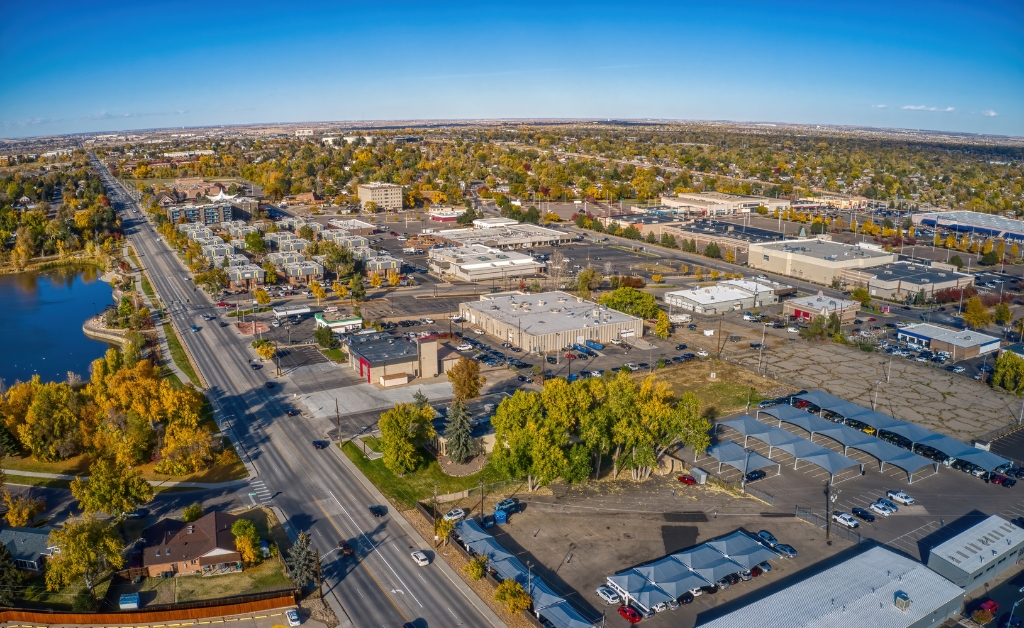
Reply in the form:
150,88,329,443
697,546,963,628
929,515,1024,572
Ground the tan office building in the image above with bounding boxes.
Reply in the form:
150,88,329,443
357,182,403,211
747,239,896,286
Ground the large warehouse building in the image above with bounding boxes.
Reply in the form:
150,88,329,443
666,278,781,314
428,244,545,282
926,515,1024,590
660,192,790,216
747,239,897,285
897,323,1000,360
437,222,574,249
460,291,643,353
698,545,964,628
914,210,1024,240
843,261,974,301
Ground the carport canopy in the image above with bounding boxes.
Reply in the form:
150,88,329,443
794,390,851,412
882,421,936,443
703,532,780,570
706,441,781,477
632,558,710,599
917,433,1009,471
672,545,746,584
715,415,774,448
758,403,818,423
843,407,899,430
797,449,864,480
537,601,596,628
765,408,838,436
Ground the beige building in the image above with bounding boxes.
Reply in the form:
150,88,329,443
428,244,545,283
783,291,861,325
843,262,973,301
660,192,790,216
747,239,896,286
357,182,403,211
346,335,458,385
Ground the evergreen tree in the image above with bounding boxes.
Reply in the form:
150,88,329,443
286,532,318,589
0,543,20,606
444,399,473,465
413,389,430,411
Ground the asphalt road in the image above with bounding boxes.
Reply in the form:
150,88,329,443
92,157,500,628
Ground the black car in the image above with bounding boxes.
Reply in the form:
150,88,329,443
745,470,766,483
264,381,274,388
678,592,694,605
1005,478,1018,488
637,362,650,369
700,585,719,595
369,505,387,517
687,324,698,331
251,363,262,370
547,356,557,364
312,440,327,449
852,507,875,522
219,321,229,327
339,542,354,556
286,409,299,416
676,344,688,350
724,573,740,585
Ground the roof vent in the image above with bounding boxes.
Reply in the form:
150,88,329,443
894,591,911,612
187,525,194,534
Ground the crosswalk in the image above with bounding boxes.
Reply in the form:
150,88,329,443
248,479,273,505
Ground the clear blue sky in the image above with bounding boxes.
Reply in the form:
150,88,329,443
1,0,1021,138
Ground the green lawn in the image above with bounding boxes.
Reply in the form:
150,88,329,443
322,348,348,363
5,474,73,489
162,323,200,385
341,442,502,510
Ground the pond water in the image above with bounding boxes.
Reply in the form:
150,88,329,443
0,265,115,386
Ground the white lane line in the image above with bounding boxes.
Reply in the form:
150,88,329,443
328,490,423,608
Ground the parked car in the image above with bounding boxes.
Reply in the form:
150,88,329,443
1005,478,1018,488
869,501,894,516
990,474,1008,485
618,605,642,623
286,609,301,627
494,498,517,512
677,475,697,485
457,343,473,351
744,470,767,483
596,586,620,605
832,512,859,529
877,497,900,512
885,490,915,505
480,514,496,528
852,507,876,522
775,544,797,558
264,381,274,388
696,349,709,357
757,530,778,548
443,508,467,522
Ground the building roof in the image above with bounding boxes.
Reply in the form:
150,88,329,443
930,516,1024,572
666,285,756,306
670,219,785,244
718,279,776,295
898,323,1000,349
0,527,55,563
753,239,895,262
430,244,542,271
141,511,239,567
697,546,963,628
917,210,1024,237
786,292,859,311
868,262,970,286
346,334,420,364
438,223,570,247
461,291,641,336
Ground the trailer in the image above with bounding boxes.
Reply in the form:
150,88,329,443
585,339,604,351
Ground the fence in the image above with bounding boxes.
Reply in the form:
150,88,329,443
795,506,862,544
433,479,528,505
744,485,775,506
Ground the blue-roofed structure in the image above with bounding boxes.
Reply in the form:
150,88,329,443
705,441,781,478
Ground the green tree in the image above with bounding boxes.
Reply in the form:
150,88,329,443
314,326,337,348
0,543,21,606
963,297,993,329
981,250,1000,266
704,242,722,258
598,287,659,318
70,459,153,520
298,225,316,242
254,288,271,306
490,390,543,489
182,502,205,523
995,302,1013,325
444,399,473,464
447,356,486,401
463,555,488,581
949,255,964,270
46,516,124,591
244,231,266,255
262,260,278,284
850,287,871,307
349,275,366,302
286,532,318,588
378,403,436,475
992,351,1024,395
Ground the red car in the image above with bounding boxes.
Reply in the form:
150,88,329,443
564,353,576,360
677,475,696,485
618,606,642,623
868,317,877,322
750,565,763,577
795,399,810,409
979,599,999,614
990,474,1008,485
216,301,230,307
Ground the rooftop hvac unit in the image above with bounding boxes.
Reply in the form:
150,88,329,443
893,591,911,612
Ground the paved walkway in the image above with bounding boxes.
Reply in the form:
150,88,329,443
2,468,249,489
0,608,323,628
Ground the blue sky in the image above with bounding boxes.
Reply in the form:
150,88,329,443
1,0,1021,137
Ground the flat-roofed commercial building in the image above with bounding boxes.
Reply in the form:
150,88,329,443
660,192,790,216
665,284,760,315
897,323,1000,360
927,515,1024,590
698,545,963,628
428,244,545,283
844,262,974,301
346,334,455,386
748,239,897,285
914,210,1024,240
595,214,685,237
282,261,323,284
783,291,861,325
460,291,643,354
357,182,403,211
663,219,786,264
328,218,375,236
165,203,234,226
437,223,574,249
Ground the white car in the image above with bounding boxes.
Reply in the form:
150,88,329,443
457,343,473,351
272,320,281,327
696,349,709,357
886,490,915,505
832,512,859,529
595,585,620,605
472,328,485,334
787,327,799,333
869,501,893,517
688,586,704,597
423,318,435,324
286,609,301,627
410,551,430,566
442,508,467,522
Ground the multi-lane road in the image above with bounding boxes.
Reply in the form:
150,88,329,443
91,156,501,628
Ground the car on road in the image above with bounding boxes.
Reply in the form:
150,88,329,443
677,475,696,485
339,542,354,556
787,326,799,333
457,343,473,351
216,301,230,307
190,325,200,332
885,490,915,505
286,409,299,416
757,530,778,548
852,507,876,522
251,363,262,370
312,441,327,449
286,609,301,627
774,544,797,558
368,505,387,517
675,344,688,350
472,328,484,334
443,508,467,522
618,605,642,623
832,512,859,529
126,508,150,519
596,585,620,605
219,321,229,327
745,470,766,483
410,551,430,566
869,501,894,516
264,381,275,388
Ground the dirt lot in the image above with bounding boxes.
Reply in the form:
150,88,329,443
649,359,794,419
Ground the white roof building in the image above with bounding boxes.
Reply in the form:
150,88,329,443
428,244,545,283
926,515,1024,589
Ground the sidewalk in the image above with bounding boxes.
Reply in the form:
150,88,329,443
2,468,249,490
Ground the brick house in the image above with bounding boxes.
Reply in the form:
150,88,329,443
141,511,242,577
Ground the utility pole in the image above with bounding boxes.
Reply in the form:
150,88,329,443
335,398,341,440
825,485,840,541
479,479,484,520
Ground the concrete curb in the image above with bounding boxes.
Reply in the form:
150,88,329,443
329,442,508,628
3,468,250,489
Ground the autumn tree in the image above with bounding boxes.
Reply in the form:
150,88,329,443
254,288,271,306
963,297,993,329
387,269,401,286
232,519,261,564
995,302,1013,325
993,351,1024,395
3,491,44,527
433,516,455,547
46,516,124,591
448,356,485,402
244,231,266,256
332,280,349,300
70,458,152,520
369,272,383,288
378,402,436,475
252,339,277,361
464,555,488,581
349,275,366,302
182,502,205,522
310,280,326,305
655,310,671,339
494,579,532,614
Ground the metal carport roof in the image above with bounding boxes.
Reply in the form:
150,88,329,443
882,421,936,443
538,601,597,628
632,558,710,598
628,581,675,612
704,532,780,570
842,407,899,430
715,415,774,447
758,403,816,423
796,449,865,481
793,389,847,410
761,408,836,435
672,545,746,584
706,441,781,477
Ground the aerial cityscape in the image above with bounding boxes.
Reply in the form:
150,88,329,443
0,2,1022,628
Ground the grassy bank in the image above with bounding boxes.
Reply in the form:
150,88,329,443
341,441,501,510
162,323,200,385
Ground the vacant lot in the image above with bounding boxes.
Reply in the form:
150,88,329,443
648,359,794,420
